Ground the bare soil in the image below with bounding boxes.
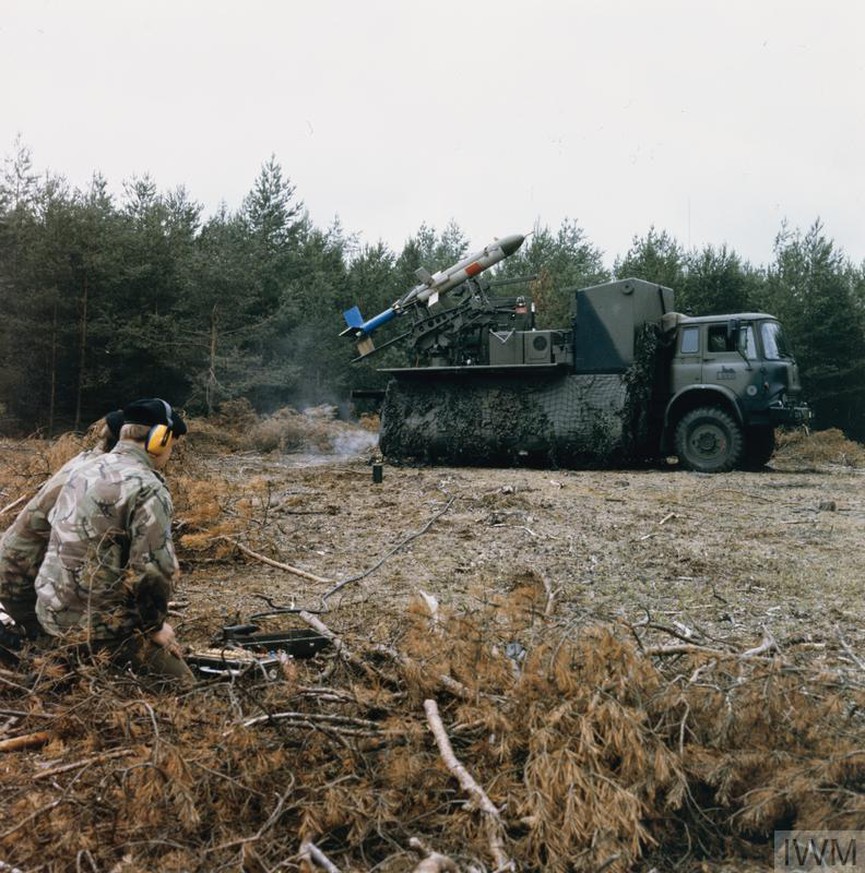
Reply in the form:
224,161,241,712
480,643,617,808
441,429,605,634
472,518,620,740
176,433,865,662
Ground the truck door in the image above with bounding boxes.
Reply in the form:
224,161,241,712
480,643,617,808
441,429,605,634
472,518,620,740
701,323,752,395
670,325,702,394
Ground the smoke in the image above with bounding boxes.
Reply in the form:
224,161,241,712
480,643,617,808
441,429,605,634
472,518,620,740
331,428,379,457
295,402,380,459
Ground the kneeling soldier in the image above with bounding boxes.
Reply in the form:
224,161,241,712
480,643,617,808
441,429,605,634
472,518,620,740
34,398,194,687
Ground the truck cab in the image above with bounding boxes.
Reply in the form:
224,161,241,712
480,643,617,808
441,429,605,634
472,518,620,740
665,313,811,471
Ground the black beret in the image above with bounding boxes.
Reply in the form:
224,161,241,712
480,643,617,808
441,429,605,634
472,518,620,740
104,409,124,439
122,398,187,436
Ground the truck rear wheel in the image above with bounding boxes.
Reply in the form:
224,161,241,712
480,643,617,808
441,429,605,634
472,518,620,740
674,406,744,473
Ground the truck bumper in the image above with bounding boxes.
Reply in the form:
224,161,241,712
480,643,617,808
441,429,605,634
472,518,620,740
767,400,812,426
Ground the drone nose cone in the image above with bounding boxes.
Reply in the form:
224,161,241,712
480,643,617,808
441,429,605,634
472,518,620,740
498,234,525,257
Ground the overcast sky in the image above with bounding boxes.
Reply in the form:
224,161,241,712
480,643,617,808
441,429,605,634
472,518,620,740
2,0,863,269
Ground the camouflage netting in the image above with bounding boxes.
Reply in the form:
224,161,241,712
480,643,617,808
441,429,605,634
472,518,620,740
622,323,670,458
1,575,865,872
379,325,671,470
380,374,632,468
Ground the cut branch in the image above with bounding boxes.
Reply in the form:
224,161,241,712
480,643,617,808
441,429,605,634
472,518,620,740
409,836,459,873
644,643,728,658
372,642,477,701
0,730,54,753
299,611,394,685
837,627,865,671
423,698,513,871
740,627,779,658
205,781,295,854
299,840,341,872
239,711,382,733
217,536,333,585
32,748,137,780
0,495,27,517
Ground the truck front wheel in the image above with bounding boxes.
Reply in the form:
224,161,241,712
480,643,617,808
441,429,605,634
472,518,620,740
674,406,744,473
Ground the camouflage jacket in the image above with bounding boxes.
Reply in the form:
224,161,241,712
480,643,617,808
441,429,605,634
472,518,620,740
0,448,102,634
35,442,178,642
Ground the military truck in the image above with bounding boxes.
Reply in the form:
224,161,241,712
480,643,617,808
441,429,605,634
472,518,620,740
341,236,810,473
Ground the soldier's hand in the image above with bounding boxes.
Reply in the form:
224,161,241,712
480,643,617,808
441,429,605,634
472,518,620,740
151,622,177,648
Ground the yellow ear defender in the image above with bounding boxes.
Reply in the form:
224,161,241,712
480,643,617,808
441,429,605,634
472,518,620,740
145,423,174,456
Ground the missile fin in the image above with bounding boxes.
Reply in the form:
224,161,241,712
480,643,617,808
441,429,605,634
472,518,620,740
342,305,364,328
415,267,433,284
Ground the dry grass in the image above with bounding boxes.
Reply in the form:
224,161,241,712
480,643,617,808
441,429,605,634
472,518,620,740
774,426,865,469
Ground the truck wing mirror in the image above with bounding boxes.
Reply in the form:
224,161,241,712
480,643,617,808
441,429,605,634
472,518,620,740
726,318,741,348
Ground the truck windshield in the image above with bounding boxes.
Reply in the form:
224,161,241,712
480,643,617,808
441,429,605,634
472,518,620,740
760,321,791,360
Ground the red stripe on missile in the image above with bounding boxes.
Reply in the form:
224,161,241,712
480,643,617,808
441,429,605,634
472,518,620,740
465,262,483,277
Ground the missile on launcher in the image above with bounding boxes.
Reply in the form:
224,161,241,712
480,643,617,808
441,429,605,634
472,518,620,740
340,233,525,357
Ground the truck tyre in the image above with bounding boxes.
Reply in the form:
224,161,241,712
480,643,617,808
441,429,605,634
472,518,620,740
674,406,744,473
743,425,775,470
